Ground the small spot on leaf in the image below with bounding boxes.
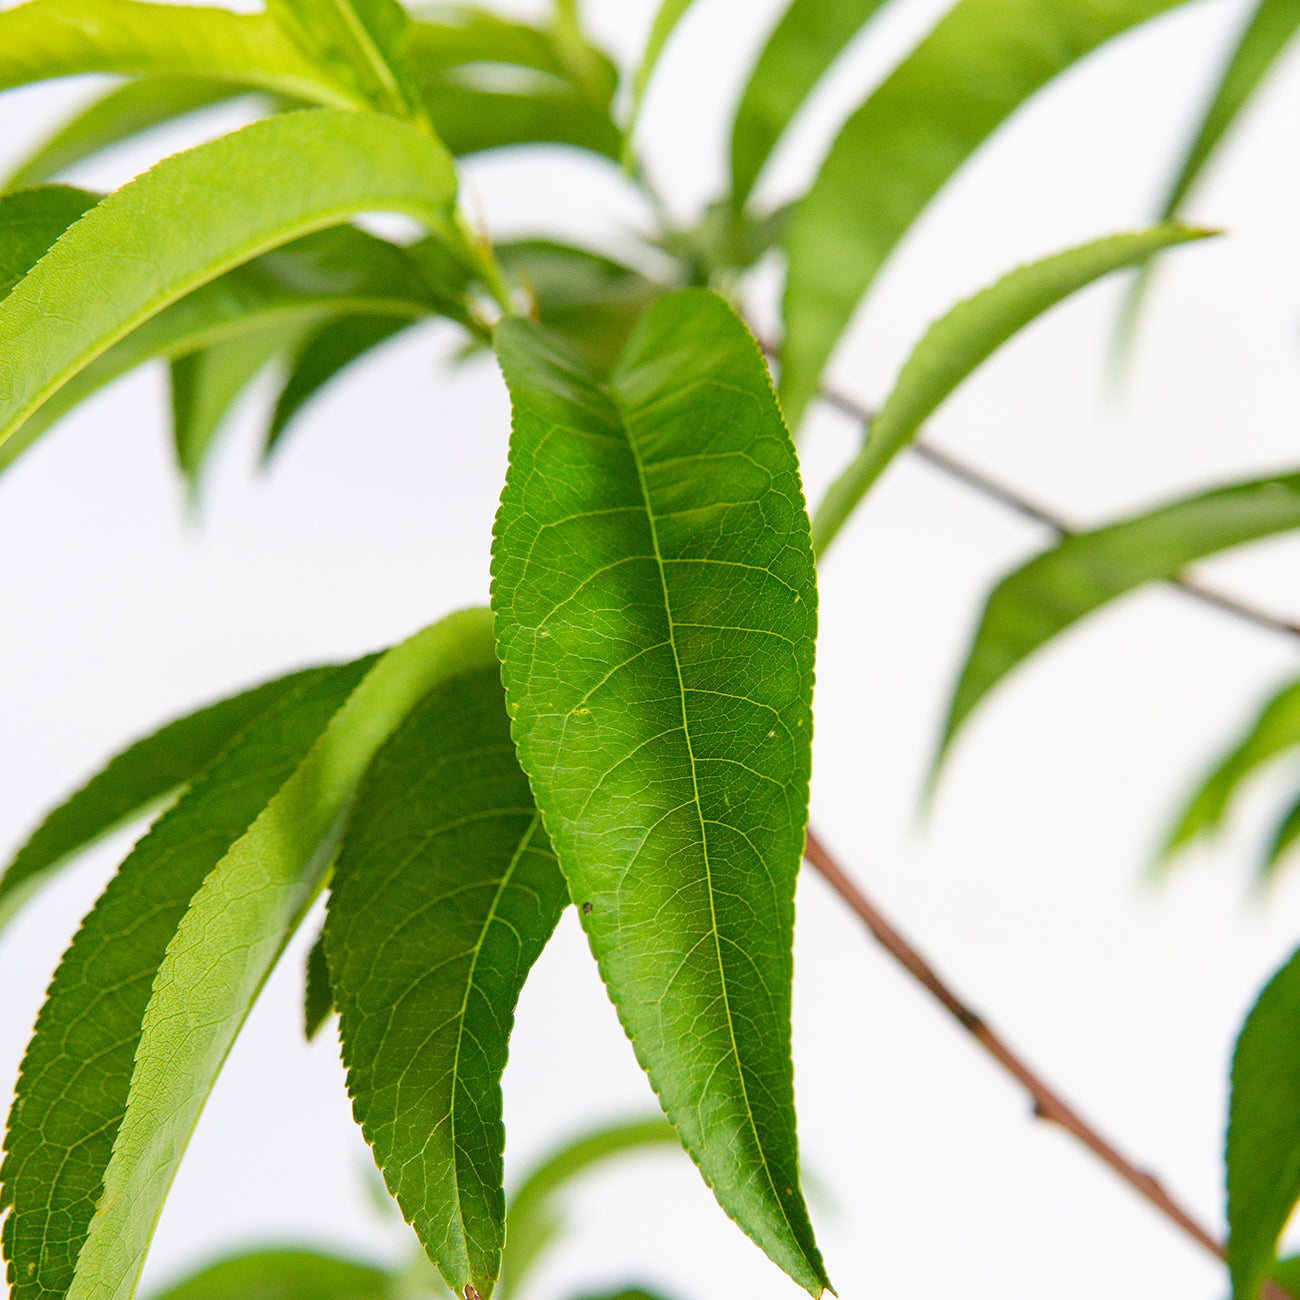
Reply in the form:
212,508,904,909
582,901,593,915
464,1286,482,1300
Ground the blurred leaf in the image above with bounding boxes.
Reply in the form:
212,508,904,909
652,199,794,286
1161,677,1300,863
0,184,99,299
569,1291,678,1300
1,659,376,1300
303,928,334,1041
328,661,567,1300
1273,1255,1300,1299
501,1118,678,1300
0,0,360,108
0,665,323,938
423,82,621,159
267,315,412,460
1263,790,1300,880
4,77,251,192
730,0,891,208
64,609,497,1300
146,1248,389,1300
266,0,428,122
628,0,695,134
935,473,1300,780
0,109,457,462
1228,942,1300,1299
810,224,1213,556
492,290,828,1296
780,0,1189,429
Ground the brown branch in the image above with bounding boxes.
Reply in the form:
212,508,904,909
802,828,1226,1262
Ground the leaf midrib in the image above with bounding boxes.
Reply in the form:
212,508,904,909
612,382,799,1247
326,0,406,106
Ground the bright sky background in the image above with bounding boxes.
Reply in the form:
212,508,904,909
3,2,1300,1298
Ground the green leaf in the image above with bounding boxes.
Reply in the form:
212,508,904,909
501,1117,679,1300
0,0,359,109
570,1291,679,1300
0,184,99,299
64,609,497,1300
780,0,1190,429
1227,942,1300,1299
0,665,322,939
266,315,412,460
146,1248,389,1300
809,224,1213,556
1263,790,1300,880
935,473,1300,778
1273,1255,1300,1299
0,108,458,462
491,289,828,1295
266,0,428,122
729,0,891,208
1160,677,1300,862
4,77,251,193
328,662,568,1300
303,928,334,1041
627,0,696,135
170,325,302,488
422,83,622,160
1,659,376,1300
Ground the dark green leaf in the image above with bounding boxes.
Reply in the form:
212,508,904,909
0,0,359,108
730,0,891,208
0,665,322,938
146,1248,389,1300
303,928,334,1042
64,611,496,1300
266,315,412,460
809,224,1213,556
780,0,1190,429
1161,677,1300,862
423,83,622,160
0,111,458,463
266,0,428,122
329,661,567,1300
1263,790,1300,880
936,473,1300,778
0,184,99,299
491,289,828,1295
1272,1255,1300,1299
1227,942,1300,1299
502,1117,679,1300
4,77,251,193
1,659,376,1300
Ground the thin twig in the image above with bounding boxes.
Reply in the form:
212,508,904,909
802,828,1226,1259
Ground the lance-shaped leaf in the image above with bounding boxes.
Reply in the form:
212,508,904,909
0,184,98,299
492,289,828,1295
328,663,568,1300
501,1117,678,1300
809,224,1213,556
0,107,457,459
4,77,252,193
0,0,358,108
627,0,696,135
303,928,334,1041
146,1248,389,1300
62,610,496,1300
423,83,622,160
1161,677,1300,862
1227,942,1300,1299
729,0,891,209
1120,0,1300,348
936,473,1300,776
0,659,375,1300
1264,791,1300,880
265,0,428,122
0,665,322,938
780,0,1189,429
0,222,461,473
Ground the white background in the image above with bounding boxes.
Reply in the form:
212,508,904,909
3,1,1300,1296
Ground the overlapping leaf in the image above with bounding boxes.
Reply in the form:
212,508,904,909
147,1248,389,1300
780,0,1190,428
1161,677,1300,863
0,659,375,1300
936,473,1300,776
0,666,321,937
1227,943,1300,1299
0,185,98,299
0,0,358,108
729,0,891,208
0,109,458,462
422,83,622,160
328,662,568,1300
809,224,1212,556
1264,792,1300,879
63,610,496,1300
303,929,334,1041
492,289,828,1294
